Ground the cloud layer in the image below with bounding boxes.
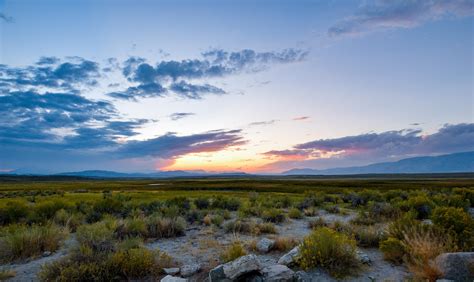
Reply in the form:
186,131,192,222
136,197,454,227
329,0,474,37
264,123,474,171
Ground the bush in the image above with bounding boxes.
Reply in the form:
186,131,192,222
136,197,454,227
288,208,303,219
145,215,186,239
379,237,405,264
403,195,434,220
273,237,299,252
224,220,275,235
255,222,277,234
348,224,387,247
0,224,67,263
32,200,71,222
115,217,148,239
0,269,15,280
76,220,116,252
0,201,29,225
261,208,286,223
431,206,474,251
211,196,241,211
308,217,328,229
194,197,210,209
298,227,359,278
221,241,246,263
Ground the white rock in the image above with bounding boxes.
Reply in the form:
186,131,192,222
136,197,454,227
277,246,300,266
161,275,187,282
163,267,180,275
262,264,295,281
180,264,201,277
222,254,261,280
256,238,275,253
356,250,371,265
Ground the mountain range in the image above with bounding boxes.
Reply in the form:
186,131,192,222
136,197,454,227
282,151,474,175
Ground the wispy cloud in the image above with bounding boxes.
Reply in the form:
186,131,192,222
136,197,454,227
328,0,474,37
169,112,195,121
0,12,14,23
293,116,310,121
248,120,278,127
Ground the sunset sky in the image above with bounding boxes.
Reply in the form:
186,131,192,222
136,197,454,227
0,0,473,174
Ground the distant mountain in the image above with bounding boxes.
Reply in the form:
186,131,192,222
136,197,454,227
56,170,250,178
57,170,202,178
282,151,474,175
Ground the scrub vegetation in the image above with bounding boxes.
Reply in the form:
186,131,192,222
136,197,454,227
0,175,472,280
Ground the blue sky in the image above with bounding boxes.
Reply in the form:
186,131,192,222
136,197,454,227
0,0,473,173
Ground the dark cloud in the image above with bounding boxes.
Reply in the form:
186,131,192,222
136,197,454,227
0,12,13,23
264,123,474,169
113,48,307,100
108,83,167,101
329,0,474,37
169,81,226,99
169,112,195,121
117,130,245,159
0,57,100,93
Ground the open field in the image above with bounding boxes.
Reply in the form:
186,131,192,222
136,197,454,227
0,175,473,281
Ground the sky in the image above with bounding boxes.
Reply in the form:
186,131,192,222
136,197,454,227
0,0,473,174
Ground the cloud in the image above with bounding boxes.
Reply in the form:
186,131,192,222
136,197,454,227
262,123,474,171
169,81,226,99
117,130,245,159
0,12,13,23
329,0,474,37
108,83,167,101
0,57,100,94
293,116,310,121
248,120,278,127
113,48,308,100
169,112,195,121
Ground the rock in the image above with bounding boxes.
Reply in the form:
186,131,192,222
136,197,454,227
277,246,300,266
436,280,455,282
209,265,228,282
422,219,433,225
222,254,261,280
161,275,187,282
294,271,311,282
435,252,474,282
256,238,275,253
163,267,180,275
42,251,52,257
356,250,371,265
262,265,295,281
180,264,201,277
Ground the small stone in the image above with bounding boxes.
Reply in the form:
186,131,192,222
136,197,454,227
180,264,201,277
356,250,371,265
278,246,300,266
262,264,295,281
294,270,311,282
42,251,52,257
163,267,180,275
161,275,187,282
422,219,433,225
256,238,275,253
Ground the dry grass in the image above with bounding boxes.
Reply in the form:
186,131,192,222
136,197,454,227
0,269,15,281
402,229,454,282
273,236,299,252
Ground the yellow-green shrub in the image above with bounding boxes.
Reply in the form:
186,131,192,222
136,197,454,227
298,227,359,278
221,241,246,262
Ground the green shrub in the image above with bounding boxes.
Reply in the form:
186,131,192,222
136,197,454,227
0,201,29,225
221,241,246,262
379,237,405,264
255,222,277,234
211,196,241,211
431,206,474,251
348,224,387,247
194,197,210,209
0,224,67,263
76,220,116,252
116,217,148,239
308,217,328,229
261,208,286,223
298,227,359,278
32,200,71,222
288,208,303,219
145,215,186,238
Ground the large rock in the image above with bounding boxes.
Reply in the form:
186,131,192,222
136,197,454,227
161,275,187,282
277,246,300,266
256,238,275,253
180,263,201,277
223,254,261,280
262,265,295,281
435,252,474,282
